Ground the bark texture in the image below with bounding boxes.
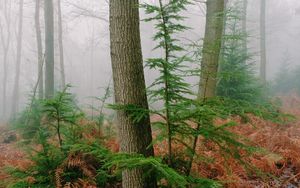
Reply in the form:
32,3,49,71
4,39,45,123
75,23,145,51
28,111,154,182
11,0,24,115
260,0,267,83
198,0,225,99
109,0,156,187
44,0,55,98
35,0,44,99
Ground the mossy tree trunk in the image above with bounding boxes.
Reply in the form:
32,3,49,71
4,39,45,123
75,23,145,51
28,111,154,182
198,0,225,99
109,0,156,187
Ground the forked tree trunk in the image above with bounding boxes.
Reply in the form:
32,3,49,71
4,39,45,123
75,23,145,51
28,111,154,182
109,0,156,187
57,0,65,88
198,0,225,99
44,0,55,98
11,0,24,116
35,0,44,99
260,0,267,83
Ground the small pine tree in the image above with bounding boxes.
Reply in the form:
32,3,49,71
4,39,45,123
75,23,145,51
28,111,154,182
42,85,83,147
142,0,192,167
217,1,264,103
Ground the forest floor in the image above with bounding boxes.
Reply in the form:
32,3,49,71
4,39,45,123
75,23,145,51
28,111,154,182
1,94,300,187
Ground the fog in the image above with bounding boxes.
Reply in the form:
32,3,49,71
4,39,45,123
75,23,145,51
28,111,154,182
1,0,300,121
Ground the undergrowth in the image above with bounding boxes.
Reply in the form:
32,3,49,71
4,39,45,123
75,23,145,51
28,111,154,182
4,1,293,187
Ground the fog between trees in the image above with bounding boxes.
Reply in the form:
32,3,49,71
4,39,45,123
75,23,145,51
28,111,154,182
1,0,300,120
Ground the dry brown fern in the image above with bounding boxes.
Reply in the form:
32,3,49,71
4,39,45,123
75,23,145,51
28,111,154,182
55,152,98,188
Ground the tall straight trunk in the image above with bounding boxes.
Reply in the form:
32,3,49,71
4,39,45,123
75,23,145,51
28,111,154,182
57,0,65,88
109,0,156,187
188,0,225,175
0,0,12,119
44,0,55,98
260,0,267,82
11,0,24,116
35,0,44,99
198,0,225,99
242,0,248,56
0,9,11,119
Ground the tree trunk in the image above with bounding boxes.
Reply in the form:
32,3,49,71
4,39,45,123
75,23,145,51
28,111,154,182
11,0,24,116
198,0,225,99
35,0,44,99
0,1,11,119
242,0,248,56
109,0,156,187
57,0,65,88
44,0,55,98
260,0,267,83
0,7,11,119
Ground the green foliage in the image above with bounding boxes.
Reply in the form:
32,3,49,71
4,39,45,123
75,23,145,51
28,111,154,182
271,53,300,95
11,97,43,143
72,142,222,188
142,0,193,169
6,1,291,187
7,86,84,187
42,85,83,146
217,2,265,103
7,128,64,188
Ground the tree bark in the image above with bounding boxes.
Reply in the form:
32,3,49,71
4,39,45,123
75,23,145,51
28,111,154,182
35,0,44,99
198,0,225,99
260,0,267,83
57,0,65,88
11,0,24,116
109,0,156,187
44,0,55,98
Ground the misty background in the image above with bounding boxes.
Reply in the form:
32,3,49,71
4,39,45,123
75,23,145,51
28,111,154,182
1,0,300,121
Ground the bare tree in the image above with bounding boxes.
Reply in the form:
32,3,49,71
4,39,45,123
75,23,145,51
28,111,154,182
57,0,65,88
260,0,267,82
11,0,24,116
35,0,44,99
0,0,12,119
66,1,108,22
109,0,156,187
44,0,55,98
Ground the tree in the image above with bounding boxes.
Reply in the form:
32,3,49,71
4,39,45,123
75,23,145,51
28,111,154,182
0,0,12,119
11,0,24,116
109,0,156,187
260,0,266,83
242,0,247,55
35,0,44,99
44,0,55,98
198,0,225,99
57,0,65,88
